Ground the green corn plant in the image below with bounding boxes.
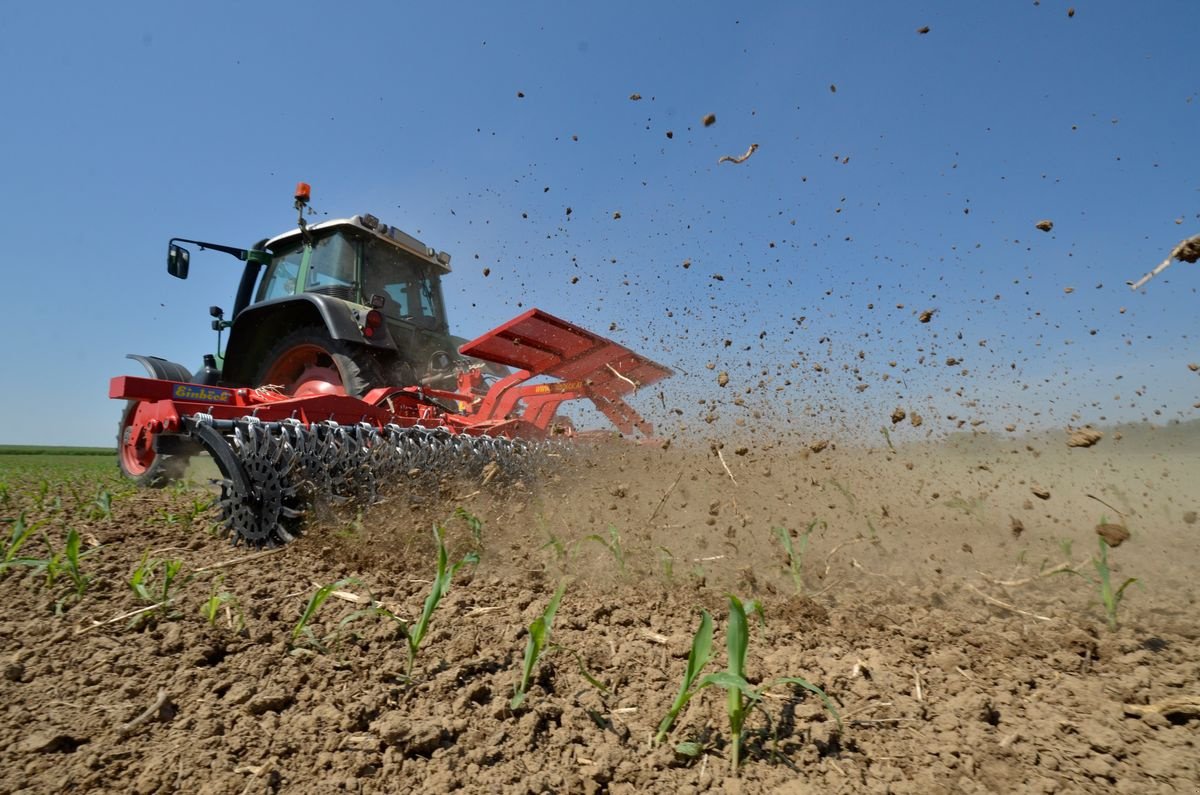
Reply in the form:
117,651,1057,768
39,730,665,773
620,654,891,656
540,533,568,563
655,610,714,744
34,479,50,511
129,553,184,614
59,528,90,598
773,518,824,594
1092,537,1136,630
658,546,676,580
583,526,625,573
2,511,46,571
510,581,605,709
90,489,114,521
182,495,213,528
398,524,478,677
455,506,484,548
291,577,361,652
200,576,242,629
660,596,841,773
512,581,567,709
1058,536,1136,631
828,479,857,511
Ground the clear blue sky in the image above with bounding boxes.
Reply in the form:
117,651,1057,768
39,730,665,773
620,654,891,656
2,1,1196,446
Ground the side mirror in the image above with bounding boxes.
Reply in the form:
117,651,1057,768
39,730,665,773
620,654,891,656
167,243,190,279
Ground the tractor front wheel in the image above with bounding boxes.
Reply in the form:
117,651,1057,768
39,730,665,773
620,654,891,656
253,326,384,397
117,401,189,488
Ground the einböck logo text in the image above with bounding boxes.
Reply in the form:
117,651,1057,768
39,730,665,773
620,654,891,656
172,384,233,403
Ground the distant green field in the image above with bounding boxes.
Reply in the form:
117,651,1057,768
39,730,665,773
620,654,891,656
0,445,116,456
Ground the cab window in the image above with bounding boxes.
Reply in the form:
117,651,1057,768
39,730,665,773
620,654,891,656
257,243,304,301
306,234,357,292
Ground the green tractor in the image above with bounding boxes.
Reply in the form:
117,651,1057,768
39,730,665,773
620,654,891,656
119,184,501,484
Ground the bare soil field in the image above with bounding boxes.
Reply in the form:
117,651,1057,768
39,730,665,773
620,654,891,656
1,429,1197,794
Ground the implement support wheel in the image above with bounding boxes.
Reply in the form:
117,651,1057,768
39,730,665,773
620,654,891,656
117,401,188,488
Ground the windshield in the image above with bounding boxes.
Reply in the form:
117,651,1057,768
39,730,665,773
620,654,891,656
361,240,446,326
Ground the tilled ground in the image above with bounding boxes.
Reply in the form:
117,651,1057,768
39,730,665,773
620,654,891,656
0,433,1197,794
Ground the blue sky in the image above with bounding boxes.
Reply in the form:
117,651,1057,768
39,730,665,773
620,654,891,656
1,1,1196,446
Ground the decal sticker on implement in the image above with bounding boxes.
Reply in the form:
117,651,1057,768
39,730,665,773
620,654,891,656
172,384,233,403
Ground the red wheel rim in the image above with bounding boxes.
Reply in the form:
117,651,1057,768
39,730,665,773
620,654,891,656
120,406,155,475
259,343,348,396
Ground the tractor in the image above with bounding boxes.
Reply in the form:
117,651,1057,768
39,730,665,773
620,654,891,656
112,185,671,546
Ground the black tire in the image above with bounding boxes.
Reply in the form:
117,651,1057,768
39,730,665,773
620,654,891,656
117,401,190,488
252,325,385,397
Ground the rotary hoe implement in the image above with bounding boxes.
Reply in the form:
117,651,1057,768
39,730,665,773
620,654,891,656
111,185,671,547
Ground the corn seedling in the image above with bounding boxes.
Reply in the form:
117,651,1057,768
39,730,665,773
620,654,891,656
659,596,841,773
774,518,824,595
310,527,480,667
655,609,714,744
33,480,50,511
455,506,484,548
658,546,675,580
2,511,46,571
540,532,568,562
828,479,857,512
200,577,243,630
510,581,605,709
90,489,114,521
396,524,478,677
512,581,566,709
1059,535,1137,630
583,526,625,573
129,553,184,616
291,577,362,652
58,528,90,598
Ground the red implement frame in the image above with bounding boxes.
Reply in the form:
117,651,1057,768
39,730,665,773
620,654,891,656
457,308,672,436
111,308,672,453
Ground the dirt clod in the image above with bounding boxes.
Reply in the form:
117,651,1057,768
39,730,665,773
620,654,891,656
1067,428,1103,448
1031,484,1051,500
1036,219,1054,232
1096,523,1130,548
702,113,716,127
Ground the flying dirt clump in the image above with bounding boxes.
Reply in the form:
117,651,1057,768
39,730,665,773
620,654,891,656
1031,484,1051,500
1067,427,1103,448
702,113,717,127
919,309,935,323
809,439,829,453
1096,522,1130,548
717,371,730,387
1036,219,1054,232
890,407,907,424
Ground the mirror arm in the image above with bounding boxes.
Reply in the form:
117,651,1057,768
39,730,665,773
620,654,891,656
169,237,252,261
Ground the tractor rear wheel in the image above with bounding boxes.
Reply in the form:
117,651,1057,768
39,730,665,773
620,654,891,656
253,326,385,397
117,401,189,488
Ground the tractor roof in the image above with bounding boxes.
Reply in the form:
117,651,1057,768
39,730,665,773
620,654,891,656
259,215,452,273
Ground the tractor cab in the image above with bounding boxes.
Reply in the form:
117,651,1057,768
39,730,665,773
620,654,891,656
163,200,473,396
254,215,451,332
